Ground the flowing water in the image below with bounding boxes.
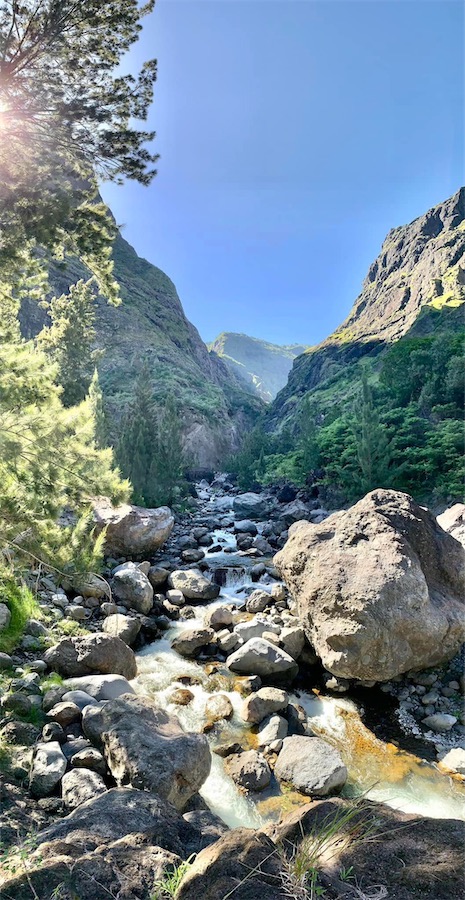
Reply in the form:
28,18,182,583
134,554,465,829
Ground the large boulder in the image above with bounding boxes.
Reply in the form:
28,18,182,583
29,741,67,798
92,497,174,557
233,492,271,520
44,634,137,680
226,638,298,682
1,788,202,900
275,490,465,681
63,674,135,700
168,569,220,602
111,562,153,614
102,613,141,646
225,750,271,791
274,735,347,796
82,693,211,811
171,627,215,658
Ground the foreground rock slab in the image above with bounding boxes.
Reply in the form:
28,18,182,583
274,735,347,796
93,497,174,556
275,489,465,681
82,693,211,810
44,633,137,680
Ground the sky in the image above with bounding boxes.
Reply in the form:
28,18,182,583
101,0,464,347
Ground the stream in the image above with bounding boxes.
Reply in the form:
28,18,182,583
133,526,465,829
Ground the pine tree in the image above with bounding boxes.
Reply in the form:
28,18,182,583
116,364,159,507
153,393,186,507
298,395,320,476
351,368,393,494
88,369,107,449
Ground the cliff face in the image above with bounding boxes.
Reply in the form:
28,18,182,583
20,231,263,468
209,332,307,402
269,187,465,428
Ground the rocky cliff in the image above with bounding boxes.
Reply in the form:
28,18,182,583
209,332,307,403
268,187,465,429
20,232,263,468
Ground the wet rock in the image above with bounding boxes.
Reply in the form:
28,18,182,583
102,613,141,646
226,749,272,791
274,736,347,796
92,498,174,556
112,562,153,614
422,713,457,731
227,638,298,682
172,627,215,658
257,713,288,748
44,633,137,680
30,741,67,798
245,589,271,613
182,549,206,563
82,693,211,810
275,490,465,681
169,688,195,705
63,674,135,701
61,768,107,809
438,747,465,775
204,693,233,721
168,570,220,602
241,687,289,723
234,519,258,535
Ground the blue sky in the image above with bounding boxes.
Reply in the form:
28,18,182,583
101,0,464,347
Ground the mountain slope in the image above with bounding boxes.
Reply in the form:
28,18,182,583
20,232,263,468
209,332,307,402
268,187,465,429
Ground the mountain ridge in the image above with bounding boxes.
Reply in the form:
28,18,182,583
209,331,307,402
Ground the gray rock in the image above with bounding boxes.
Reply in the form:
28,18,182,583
63,674,136,701
274,735,347,796
438,747,465,775
226,638,298,681
422,713,457,732
234,617,281,643
217,630,239,653
233,493,270,520
246,590,271,613
112,563,153,614
64,604,87,621
0,602,11,631
44,633,137,679
257,713,288,748
0,651,12,669
70,746,107,776
92,498,174,556
30,741,67,798
148,566,170,588
234,519,258,535
82,693,211,811
204,693,233,722
204,605,233,629
1,692,32,715
171,628,215,658
41,722,66,743
47,700,82,727
225,749,271,791
61,690,100,710
280,499,310,524
241,687,289,723
280,625,305,660
166,589,186,607
168,570,220,602
102,613,141,646
61,768,107,809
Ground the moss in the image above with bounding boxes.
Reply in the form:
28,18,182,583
0,568,42,655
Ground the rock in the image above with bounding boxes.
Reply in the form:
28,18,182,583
147,566,170,588
437,503,465,549
61,689,100,710
65,604,87,621
47,700,82,727
61,738,92,760
111,563,153,614
92,497,174,556
253,536,274,555
1,720,40,745
274,735,347,796
183,809,228,849
1,691,32,715
257,713,288,748
30,741,67,798
233,493,270,520
171,628,215,658
0,602,11,631
71,747,107,776
438,747,465,775
168,569,220,602
61,768,107,809
234,617,281,642
42,721,66,743
63,674,136,701
176,827,285,900
205,693,233,722
245,589,270,613
42,685,67,712
275,490,465,681
422,713,457,732
204,605,233,629
44,633,137,680
82,693,211,810
166,589,185,607
277,484,297,504
227,638,298,682
102,613,141,646
270,583,287,602
78,574,110,599
169,688,195,705
217,630,239,653
182,549,205,563
0,651,12,669
241,687,289,723
280,499,310,524
234,519,258,535
225,749,271,791
280,625,305,660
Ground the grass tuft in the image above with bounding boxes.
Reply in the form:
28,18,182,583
0,566,42,655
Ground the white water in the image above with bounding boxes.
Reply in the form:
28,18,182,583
134,558,465,828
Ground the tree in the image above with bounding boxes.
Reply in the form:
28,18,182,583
88,368,107,448
153,392,186,507
0,0,158,298
116,363,159,507
351,369,393,494
37,279,100,406
297,395,320,477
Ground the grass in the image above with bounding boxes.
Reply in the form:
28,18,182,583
0,568,43,655
151,856,195,899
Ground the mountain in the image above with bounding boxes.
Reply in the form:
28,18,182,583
209,332,307,402
19,232,263,469
268,187,465,430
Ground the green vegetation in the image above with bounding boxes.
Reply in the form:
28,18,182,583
0,566,41,654
151,856,194,899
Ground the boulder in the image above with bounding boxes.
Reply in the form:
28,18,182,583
61,768,107,809
274,735,347,796
92,497,174,557
147,566,170,588
70,747,107,776
102,613,141,646
225,749,271,791
241,687,289,723
245,589,271,613
111,562,153,614
257,713,288,748
280,625,305,660
226,638,298,682
204,604,233,629
234,519,258,535
30,741,67,798
61,690,101,710
168,569,220,602
82,693,211,810
422,713,457,732
275,490,465,681
63,674,135,701
438,747,465,775
204,693,233,722
233,493,270,520
171,627,215,658
46,700,82,727
280,499,310,524
234,617,281,642
437,503,465,549
44,634,137,680
0,602,11,631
